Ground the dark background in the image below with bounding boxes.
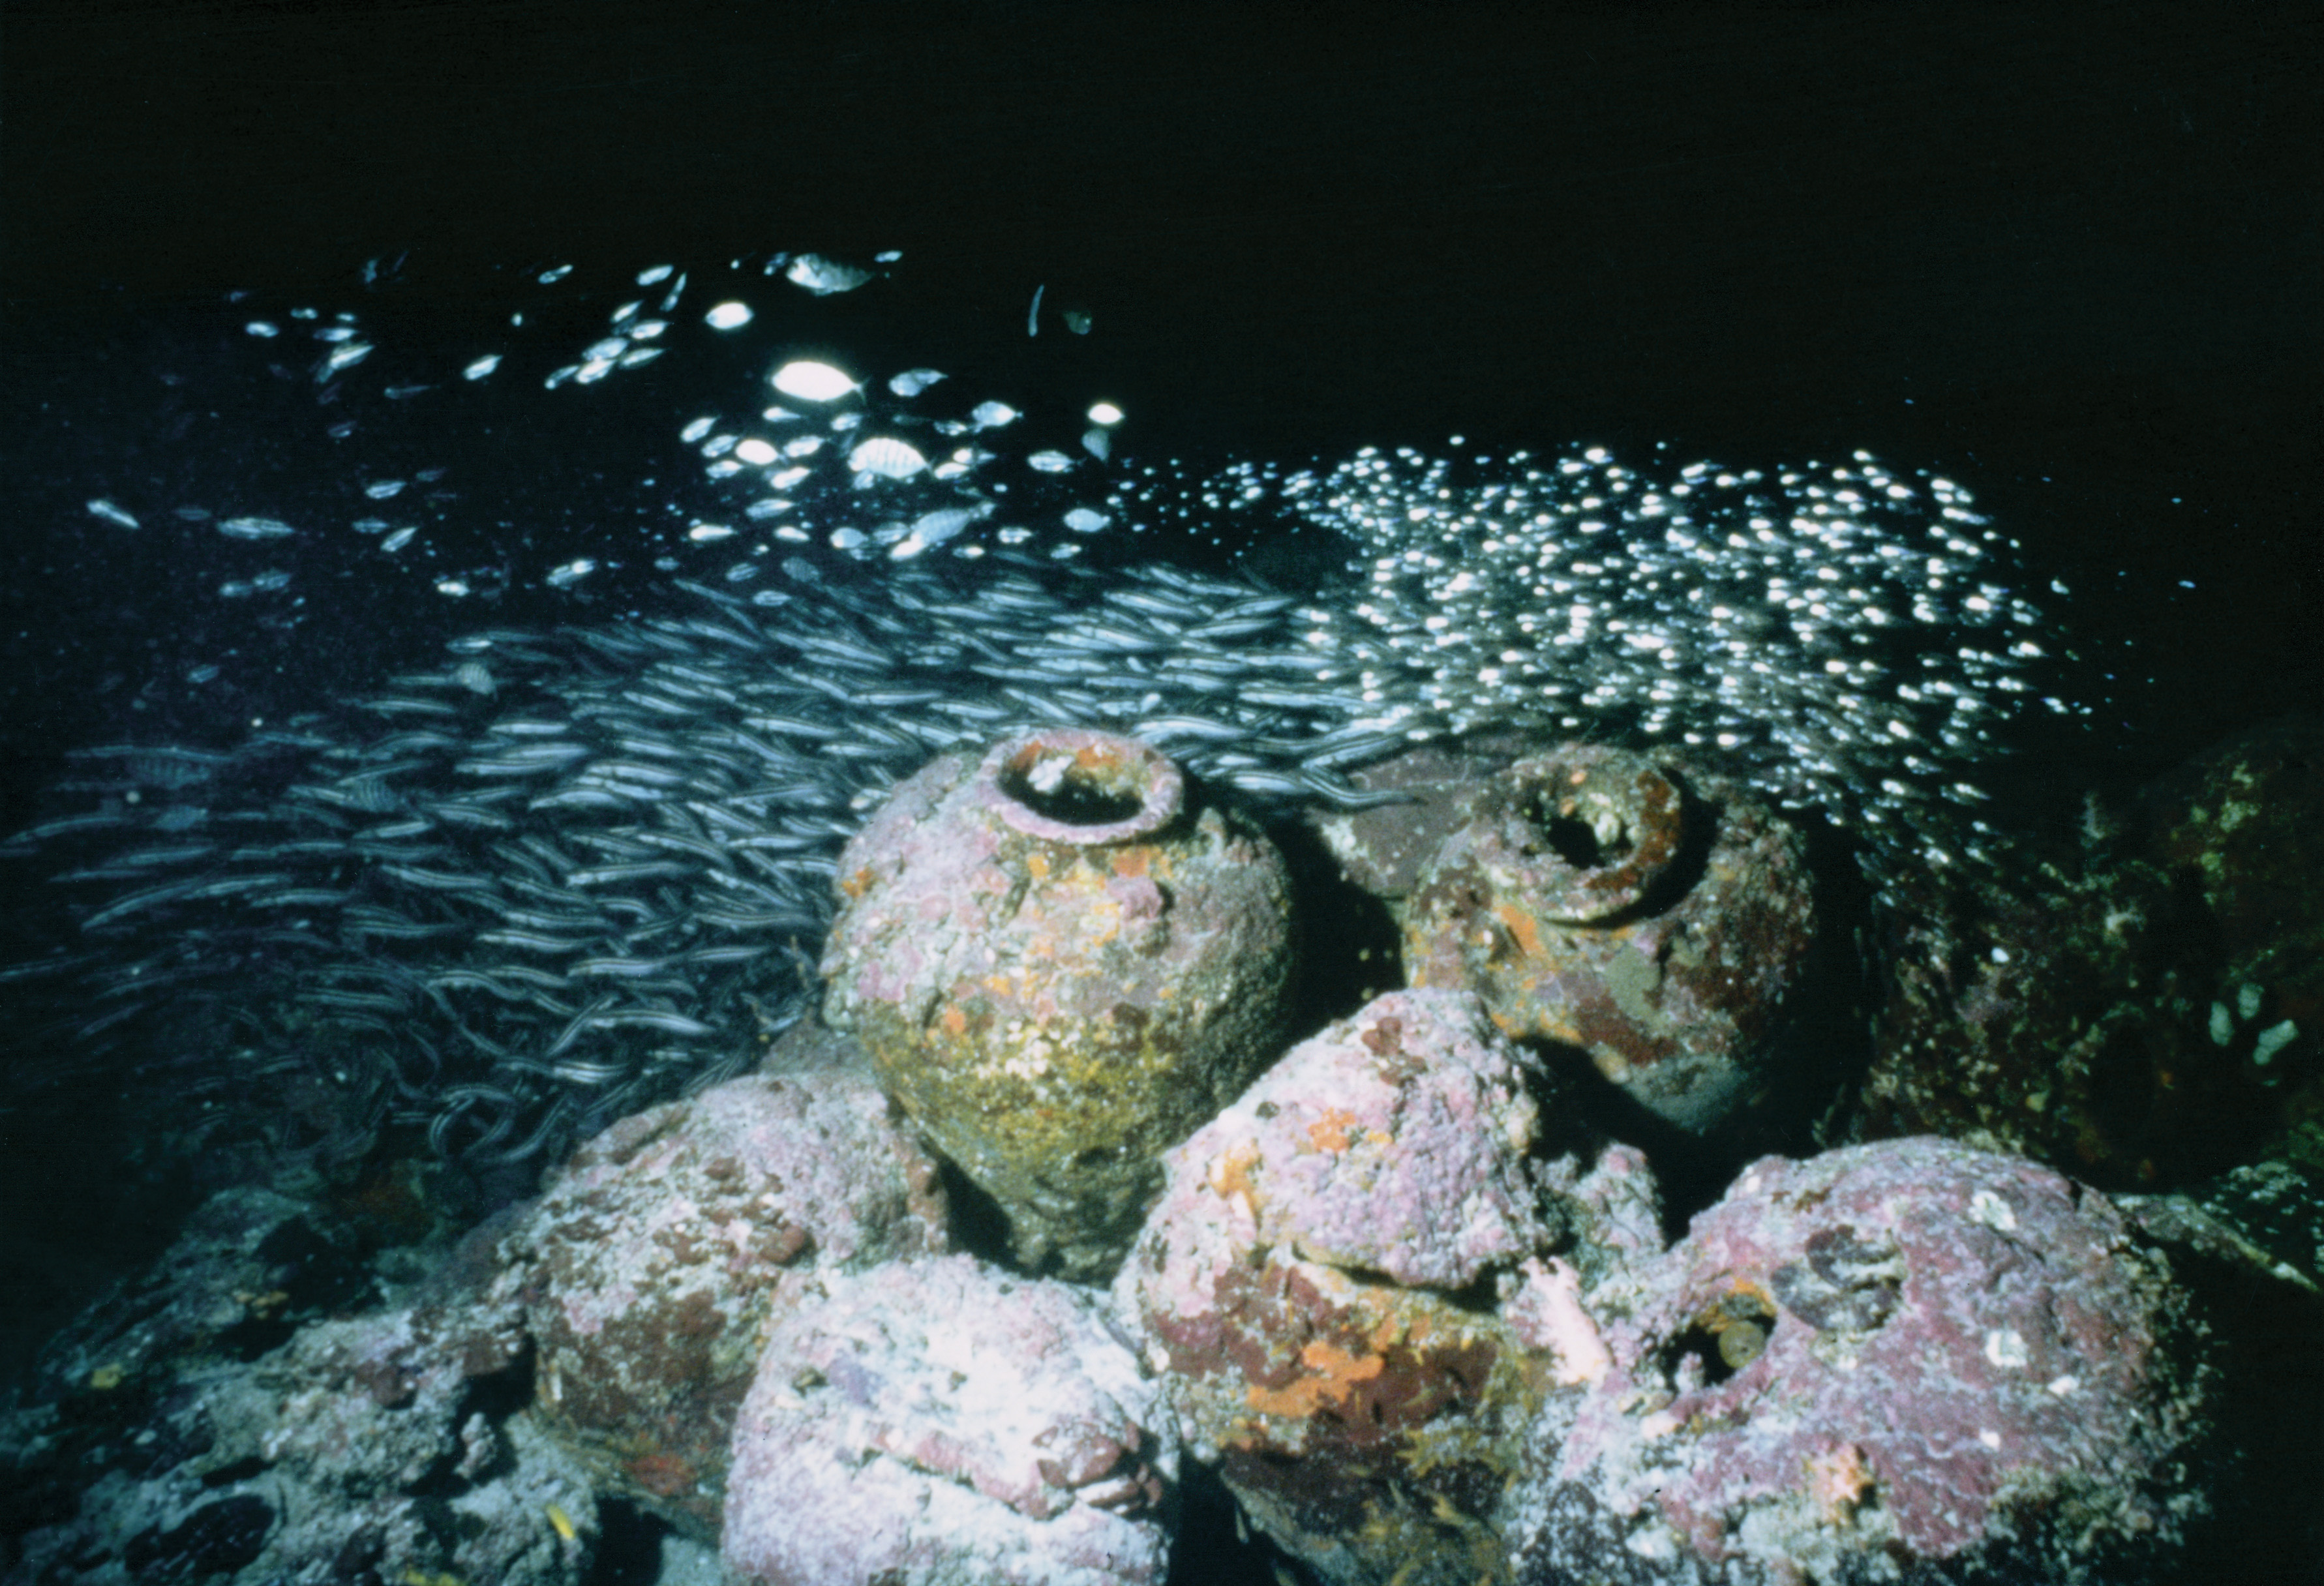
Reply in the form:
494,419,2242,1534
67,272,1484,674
3,0,2318,789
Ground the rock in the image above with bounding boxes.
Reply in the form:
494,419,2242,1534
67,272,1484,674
2134,713,2324,970
821,728,1299,1278
2190,1156,2324,1289
1400,744,1820,1135
1507,1136,2229,1585
1,1257,597,1586
723,1253,1177,1586
1859,713,2324,1190
2117,1183,2324,1579
213,1298,530,1495
1115,987,1661,1585
119,1494,275,1580
21,1184,375,1405
496,1053,948,1534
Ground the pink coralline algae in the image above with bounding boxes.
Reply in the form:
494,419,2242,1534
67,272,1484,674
723,1253,1178,1586
495,1044,949,1534
1508,1135,2226,1585
1115,986,1662,1584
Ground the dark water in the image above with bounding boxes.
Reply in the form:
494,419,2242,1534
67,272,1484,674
5,5,2316,817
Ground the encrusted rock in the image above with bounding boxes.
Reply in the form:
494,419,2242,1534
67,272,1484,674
1507,1136,2228,1585
1400,744,1818,1135
1115,987,1661,1585
723,1253,1178,1586
495,1051,948,1534
821,727,1298,1278
1,1225,594,1586
19,1184,375,1407
1860,713,2324,1190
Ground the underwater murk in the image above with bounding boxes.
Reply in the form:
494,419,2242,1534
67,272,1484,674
7,249,2315,1586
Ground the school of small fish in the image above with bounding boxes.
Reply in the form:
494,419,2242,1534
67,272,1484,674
10,254,2080,1172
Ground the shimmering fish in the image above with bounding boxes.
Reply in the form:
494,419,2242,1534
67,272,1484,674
1,248,2085,1189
